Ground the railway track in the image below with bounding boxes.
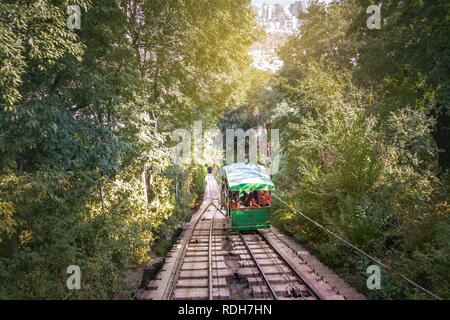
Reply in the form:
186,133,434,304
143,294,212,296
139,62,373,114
238,231,317,300
166,201,230,300
141,174,351,300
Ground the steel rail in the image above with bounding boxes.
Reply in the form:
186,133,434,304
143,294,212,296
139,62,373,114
208,214,214,300
239,232,278,300
257,229,322,300
253,231,307,299
210,201,229,221
165,201,213,300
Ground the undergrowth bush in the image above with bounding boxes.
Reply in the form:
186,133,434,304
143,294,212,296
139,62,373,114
271,65,449,299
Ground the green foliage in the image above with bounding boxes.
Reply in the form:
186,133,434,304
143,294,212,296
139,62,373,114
0,201,16,249
190,166,207,205
0,0,91,107
249,2,449,297
0,0,258,299
269,63,448,297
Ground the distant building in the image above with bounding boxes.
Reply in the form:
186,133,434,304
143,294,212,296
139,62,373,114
289,1,304,18
251,1,307,73
254,1,306,35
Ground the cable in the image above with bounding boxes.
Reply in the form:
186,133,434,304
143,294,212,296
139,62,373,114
272,194,442,300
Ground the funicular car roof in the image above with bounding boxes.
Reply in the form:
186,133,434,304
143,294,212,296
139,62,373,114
221,162,275,191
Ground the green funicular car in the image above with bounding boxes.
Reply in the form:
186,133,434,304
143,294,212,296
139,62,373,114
219,162,275,231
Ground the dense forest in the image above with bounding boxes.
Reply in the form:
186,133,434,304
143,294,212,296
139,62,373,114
222,0,449,299
0,0,448,299
0,0,259,298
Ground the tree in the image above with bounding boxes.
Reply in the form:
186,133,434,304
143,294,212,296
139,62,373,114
347,0,450,170
0,0,260,298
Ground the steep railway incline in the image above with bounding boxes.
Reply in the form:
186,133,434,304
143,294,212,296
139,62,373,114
139,174,364,300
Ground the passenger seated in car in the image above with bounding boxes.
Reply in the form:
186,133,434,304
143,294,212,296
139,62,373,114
258,190,272,206
241,190,251,207
248,190,260,208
